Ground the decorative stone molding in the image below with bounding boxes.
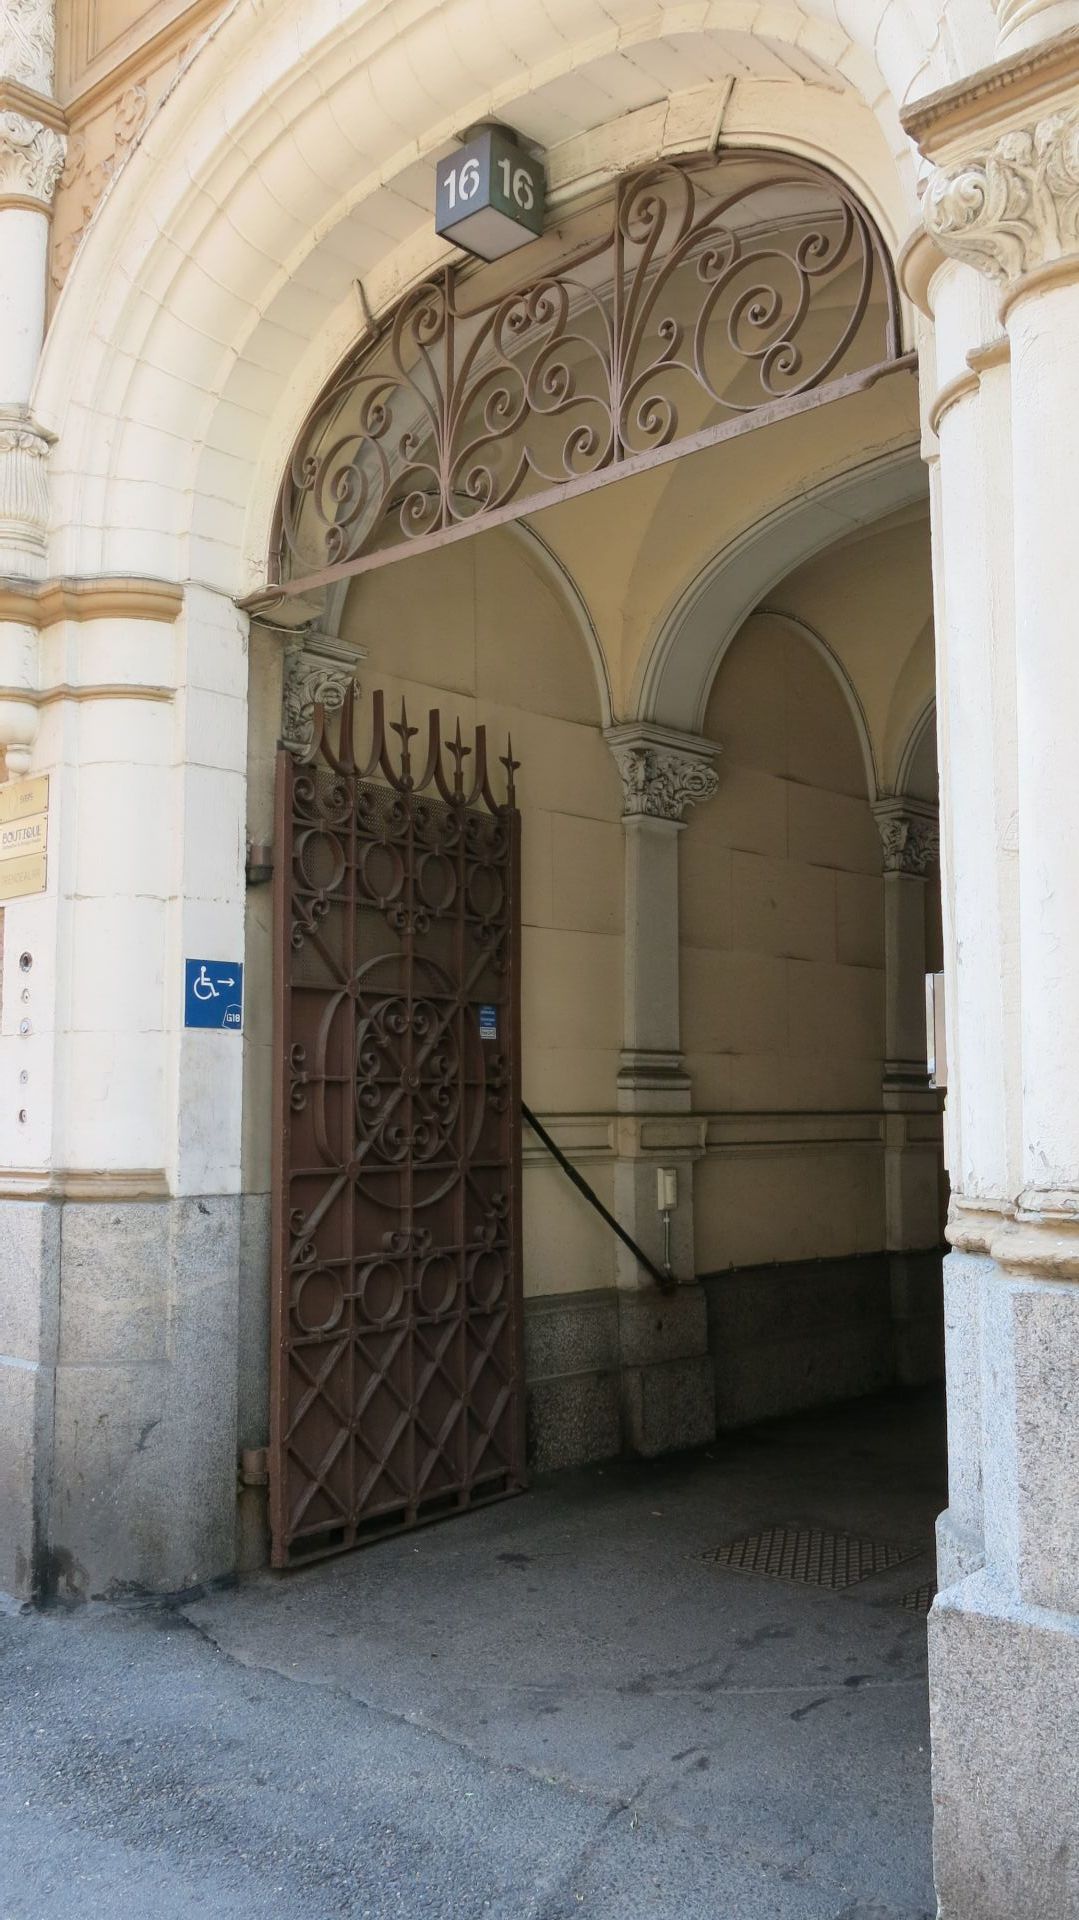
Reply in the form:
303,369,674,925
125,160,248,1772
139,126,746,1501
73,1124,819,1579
0,574,183,626
0,1166,169,1200
1,0,55,95
604,722,720,823
281,631,364,751
0,417,52,577
0,79,66,133
872,798,940,875
50,82,144,287
896,224,950,318
0,107,64,205
903,25,1079,157
927,366,981,435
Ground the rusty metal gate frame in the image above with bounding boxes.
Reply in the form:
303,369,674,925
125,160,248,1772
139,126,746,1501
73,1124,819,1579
270,685,525,1567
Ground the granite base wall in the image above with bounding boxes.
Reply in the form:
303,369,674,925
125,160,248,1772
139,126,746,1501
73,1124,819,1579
931,1571,1079,1920
701,1249,944,1430
0,1195,241,1605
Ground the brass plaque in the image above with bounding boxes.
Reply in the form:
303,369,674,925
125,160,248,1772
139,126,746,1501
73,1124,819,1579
0,776,48,826
0,811,47,860
0,851,46,902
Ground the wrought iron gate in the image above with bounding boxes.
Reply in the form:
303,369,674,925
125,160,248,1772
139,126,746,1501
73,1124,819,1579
270,685,524,1567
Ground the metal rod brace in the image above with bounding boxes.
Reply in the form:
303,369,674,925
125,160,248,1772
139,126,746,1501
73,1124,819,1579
521,1102,677,1295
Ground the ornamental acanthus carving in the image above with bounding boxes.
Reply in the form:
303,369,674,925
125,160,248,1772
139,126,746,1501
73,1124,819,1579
605,722,720,822
925,107,1079,282
0,108,65,205
873,799,940,876
281,631,366,751
1,0,55,95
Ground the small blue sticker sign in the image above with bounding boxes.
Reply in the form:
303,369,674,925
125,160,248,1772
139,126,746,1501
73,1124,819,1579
185,959,244,1032
478,1003,498,1042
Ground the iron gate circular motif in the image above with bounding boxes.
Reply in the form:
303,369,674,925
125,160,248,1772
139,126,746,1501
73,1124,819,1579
357,1257,406,1326
292,1266,345,1334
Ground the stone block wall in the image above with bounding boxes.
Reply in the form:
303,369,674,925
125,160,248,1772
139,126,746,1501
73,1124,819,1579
701,1250,944,1431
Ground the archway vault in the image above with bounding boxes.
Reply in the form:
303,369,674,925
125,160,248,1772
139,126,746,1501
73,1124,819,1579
634,444,928,733
249,146,909,615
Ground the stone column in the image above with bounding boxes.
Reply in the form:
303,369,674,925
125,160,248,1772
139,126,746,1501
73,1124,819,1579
872,797,938,1090
0,0,64,1603
604,722,718,1456
0,0,64,580
994,0,1079,57
917,78,1079,1920
872,797,947,1384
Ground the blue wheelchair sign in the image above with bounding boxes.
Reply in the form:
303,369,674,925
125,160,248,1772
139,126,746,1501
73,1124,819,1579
185,959,244,1031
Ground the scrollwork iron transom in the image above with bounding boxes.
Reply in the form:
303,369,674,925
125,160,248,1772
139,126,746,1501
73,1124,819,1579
270,685,524,1566
273,149,902,586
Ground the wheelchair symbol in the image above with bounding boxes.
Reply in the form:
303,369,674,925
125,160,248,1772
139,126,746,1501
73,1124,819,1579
192,964,218,1001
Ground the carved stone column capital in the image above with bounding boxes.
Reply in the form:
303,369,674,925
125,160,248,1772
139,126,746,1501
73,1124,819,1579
872,798,940,876
922,99,1079,289
604,722,720,823
0,105,64,207
0,0,64,212
280,629,367,752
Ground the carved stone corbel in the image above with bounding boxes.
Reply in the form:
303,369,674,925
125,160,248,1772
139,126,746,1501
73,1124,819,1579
281,630,367,752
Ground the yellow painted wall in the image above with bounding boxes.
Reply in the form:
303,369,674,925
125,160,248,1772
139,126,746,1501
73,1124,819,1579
244,526,626,1299
245,464,937,1296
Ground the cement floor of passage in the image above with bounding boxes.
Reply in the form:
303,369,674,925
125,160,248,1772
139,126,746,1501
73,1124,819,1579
0,1386,945,1920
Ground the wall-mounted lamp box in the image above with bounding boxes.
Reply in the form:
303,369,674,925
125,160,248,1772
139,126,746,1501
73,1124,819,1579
435,125,545,261
657,1167,678,1212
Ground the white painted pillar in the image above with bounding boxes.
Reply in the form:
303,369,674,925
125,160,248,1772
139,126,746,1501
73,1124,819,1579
922,260,1022,1229
0,0,66,1603
900,242,1022,1591
0,0,65,583
0,585,250,1599
1006,277,1079,1218
994,0,1079,55
920,95,1079,1919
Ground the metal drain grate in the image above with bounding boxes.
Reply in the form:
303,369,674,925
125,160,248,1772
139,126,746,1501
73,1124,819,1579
698,1526,914,1590
900,1581,937,1614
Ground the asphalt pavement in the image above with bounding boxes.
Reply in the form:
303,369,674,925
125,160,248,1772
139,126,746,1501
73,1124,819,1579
0,1389,945,1920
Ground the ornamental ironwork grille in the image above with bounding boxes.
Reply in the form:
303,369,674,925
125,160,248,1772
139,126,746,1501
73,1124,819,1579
269,148,905,596
270,685,524,1567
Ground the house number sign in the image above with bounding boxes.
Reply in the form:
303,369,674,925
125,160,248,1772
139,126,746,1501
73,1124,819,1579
435,124,545,262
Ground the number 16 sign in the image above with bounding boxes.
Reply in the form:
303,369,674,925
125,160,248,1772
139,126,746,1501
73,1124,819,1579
435,124,545,262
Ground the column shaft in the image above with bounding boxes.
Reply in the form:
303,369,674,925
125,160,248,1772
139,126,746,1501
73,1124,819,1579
1009,277,1079,1208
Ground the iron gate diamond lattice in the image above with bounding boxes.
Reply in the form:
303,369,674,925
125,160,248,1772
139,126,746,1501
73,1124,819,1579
698,1526,917,1590
270,684,524,1567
